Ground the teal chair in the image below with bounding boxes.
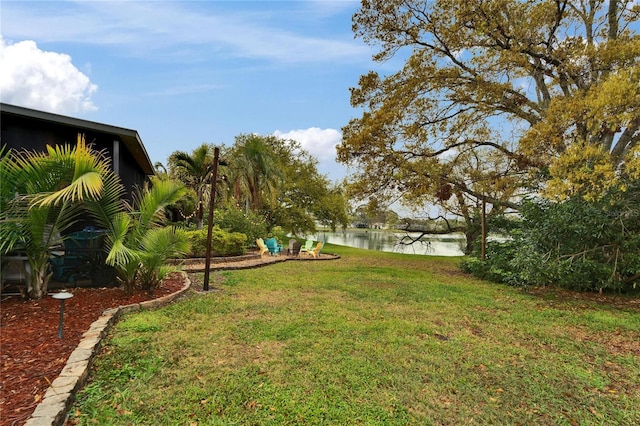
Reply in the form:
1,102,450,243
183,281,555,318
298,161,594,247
265,238,283,255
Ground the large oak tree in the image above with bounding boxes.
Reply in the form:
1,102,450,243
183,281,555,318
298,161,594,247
338,0,640,233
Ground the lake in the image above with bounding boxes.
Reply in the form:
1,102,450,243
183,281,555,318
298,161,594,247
308,229,466,257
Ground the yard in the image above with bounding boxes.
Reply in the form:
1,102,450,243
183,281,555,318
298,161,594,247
69,244,640,425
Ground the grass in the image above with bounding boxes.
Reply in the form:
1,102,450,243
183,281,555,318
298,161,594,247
70,245,640,425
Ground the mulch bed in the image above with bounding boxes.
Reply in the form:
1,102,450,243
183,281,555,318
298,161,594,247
0,274,186,426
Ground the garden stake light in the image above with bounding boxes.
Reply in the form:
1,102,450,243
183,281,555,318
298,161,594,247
52,290,73,339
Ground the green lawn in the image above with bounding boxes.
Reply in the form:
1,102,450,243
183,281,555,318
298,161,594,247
70,245,640,425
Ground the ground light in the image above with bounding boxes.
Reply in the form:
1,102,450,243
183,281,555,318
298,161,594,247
52,290,74,339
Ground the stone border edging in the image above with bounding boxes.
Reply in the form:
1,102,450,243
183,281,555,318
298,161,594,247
24,274,192,426
181,253,341,273
169,253,261,266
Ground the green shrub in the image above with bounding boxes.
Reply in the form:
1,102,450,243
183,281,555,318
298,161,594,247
212,206,267,246
461,240,519,284
186,229,207,257
463,182,640,293
185,226,247,257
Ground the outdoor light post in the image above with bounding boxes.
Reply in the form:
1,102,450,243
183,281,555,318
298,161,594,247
203,147,221,291
52,290,74,339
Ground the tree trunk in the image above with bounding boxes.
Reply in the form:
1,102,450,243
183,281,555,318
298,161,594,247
27,255,52,300
463,228,478,256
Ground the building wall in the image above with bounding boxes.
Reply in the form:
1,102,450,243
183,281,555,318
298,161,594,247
1,111,148,197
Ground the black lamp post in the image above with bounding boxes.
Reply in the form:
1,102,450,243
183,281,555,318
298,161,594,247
52,290,74,339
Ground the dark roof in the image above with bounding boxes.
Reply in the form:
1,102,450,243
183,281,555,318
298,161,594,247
0,103,154,175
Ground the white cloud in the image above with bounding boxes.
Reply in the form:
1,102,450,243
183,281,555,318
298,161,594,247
0,36,98,114
273,127,347,180
0,2,369,65
273,127,341,162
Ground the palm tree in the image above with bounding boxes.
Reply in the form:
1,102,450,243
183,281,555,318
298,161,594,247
104,177,190,294
229,134,280,214
168,144,217,229
0,135,124,299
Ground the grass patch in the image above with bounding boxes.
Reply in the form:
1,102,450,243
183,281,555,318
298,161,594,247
70,245,640,425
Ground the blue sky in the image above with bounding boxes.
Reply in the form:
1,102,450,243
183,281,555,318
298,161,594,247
1,0,392,182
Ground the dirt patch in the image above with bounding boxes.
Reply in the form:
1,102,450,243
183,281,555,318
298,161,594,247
524,286,640,311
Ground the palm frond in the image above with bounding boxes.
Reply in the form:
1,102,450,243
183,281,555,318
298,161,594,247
34,171,104,206
83,169,126,231
140,226,190,259
137,226,190,289
31,138,108,207
104,213,138,267
137,178,187,229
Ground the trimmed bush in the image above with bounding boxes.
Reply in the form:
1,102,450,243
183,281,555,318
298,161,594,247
185,226,247,257
463,182,640,293
212,206,267,246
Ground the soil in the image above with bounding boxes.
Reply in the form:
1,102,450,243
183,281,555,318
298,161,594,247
0,274,187,426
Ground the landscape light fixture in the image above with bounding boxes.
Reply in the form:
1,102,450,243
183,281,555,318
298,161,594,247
52,290,74,339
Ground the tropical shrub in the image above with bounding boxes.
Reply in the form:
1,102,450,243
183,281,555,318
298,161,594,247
136,226,190,292
185,227,247,257
0,137,124,299
463,182,640,292
105,178,191,294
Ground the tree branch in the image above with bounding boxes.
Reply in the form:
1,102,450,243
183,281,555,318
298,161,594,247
611,118,640,166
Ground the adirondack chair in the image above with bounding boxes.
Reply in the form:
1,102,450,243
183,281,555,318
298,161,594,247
287,239,302,256
256,238,269,256
307,241,325,258
265,238,283,255
299,239,314,256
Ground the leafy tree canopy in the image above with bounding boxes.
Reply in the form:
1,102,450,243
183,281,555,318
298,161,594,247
166,135,349,236
338,0,640,211
240,134,349,235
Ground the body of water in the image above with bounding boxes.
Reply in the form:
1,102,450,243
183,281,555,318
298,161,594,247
308,229,466,257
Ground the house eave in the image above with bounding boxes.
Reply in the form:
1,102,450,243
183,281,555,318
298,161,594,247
0,103,155,175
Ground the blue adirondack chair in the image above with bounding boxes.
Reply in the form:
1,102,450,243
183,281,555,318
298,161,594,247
265,238,283,255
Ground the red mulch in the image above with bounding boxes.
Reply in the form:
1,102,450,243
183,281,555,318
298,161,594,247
0,274,187,426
